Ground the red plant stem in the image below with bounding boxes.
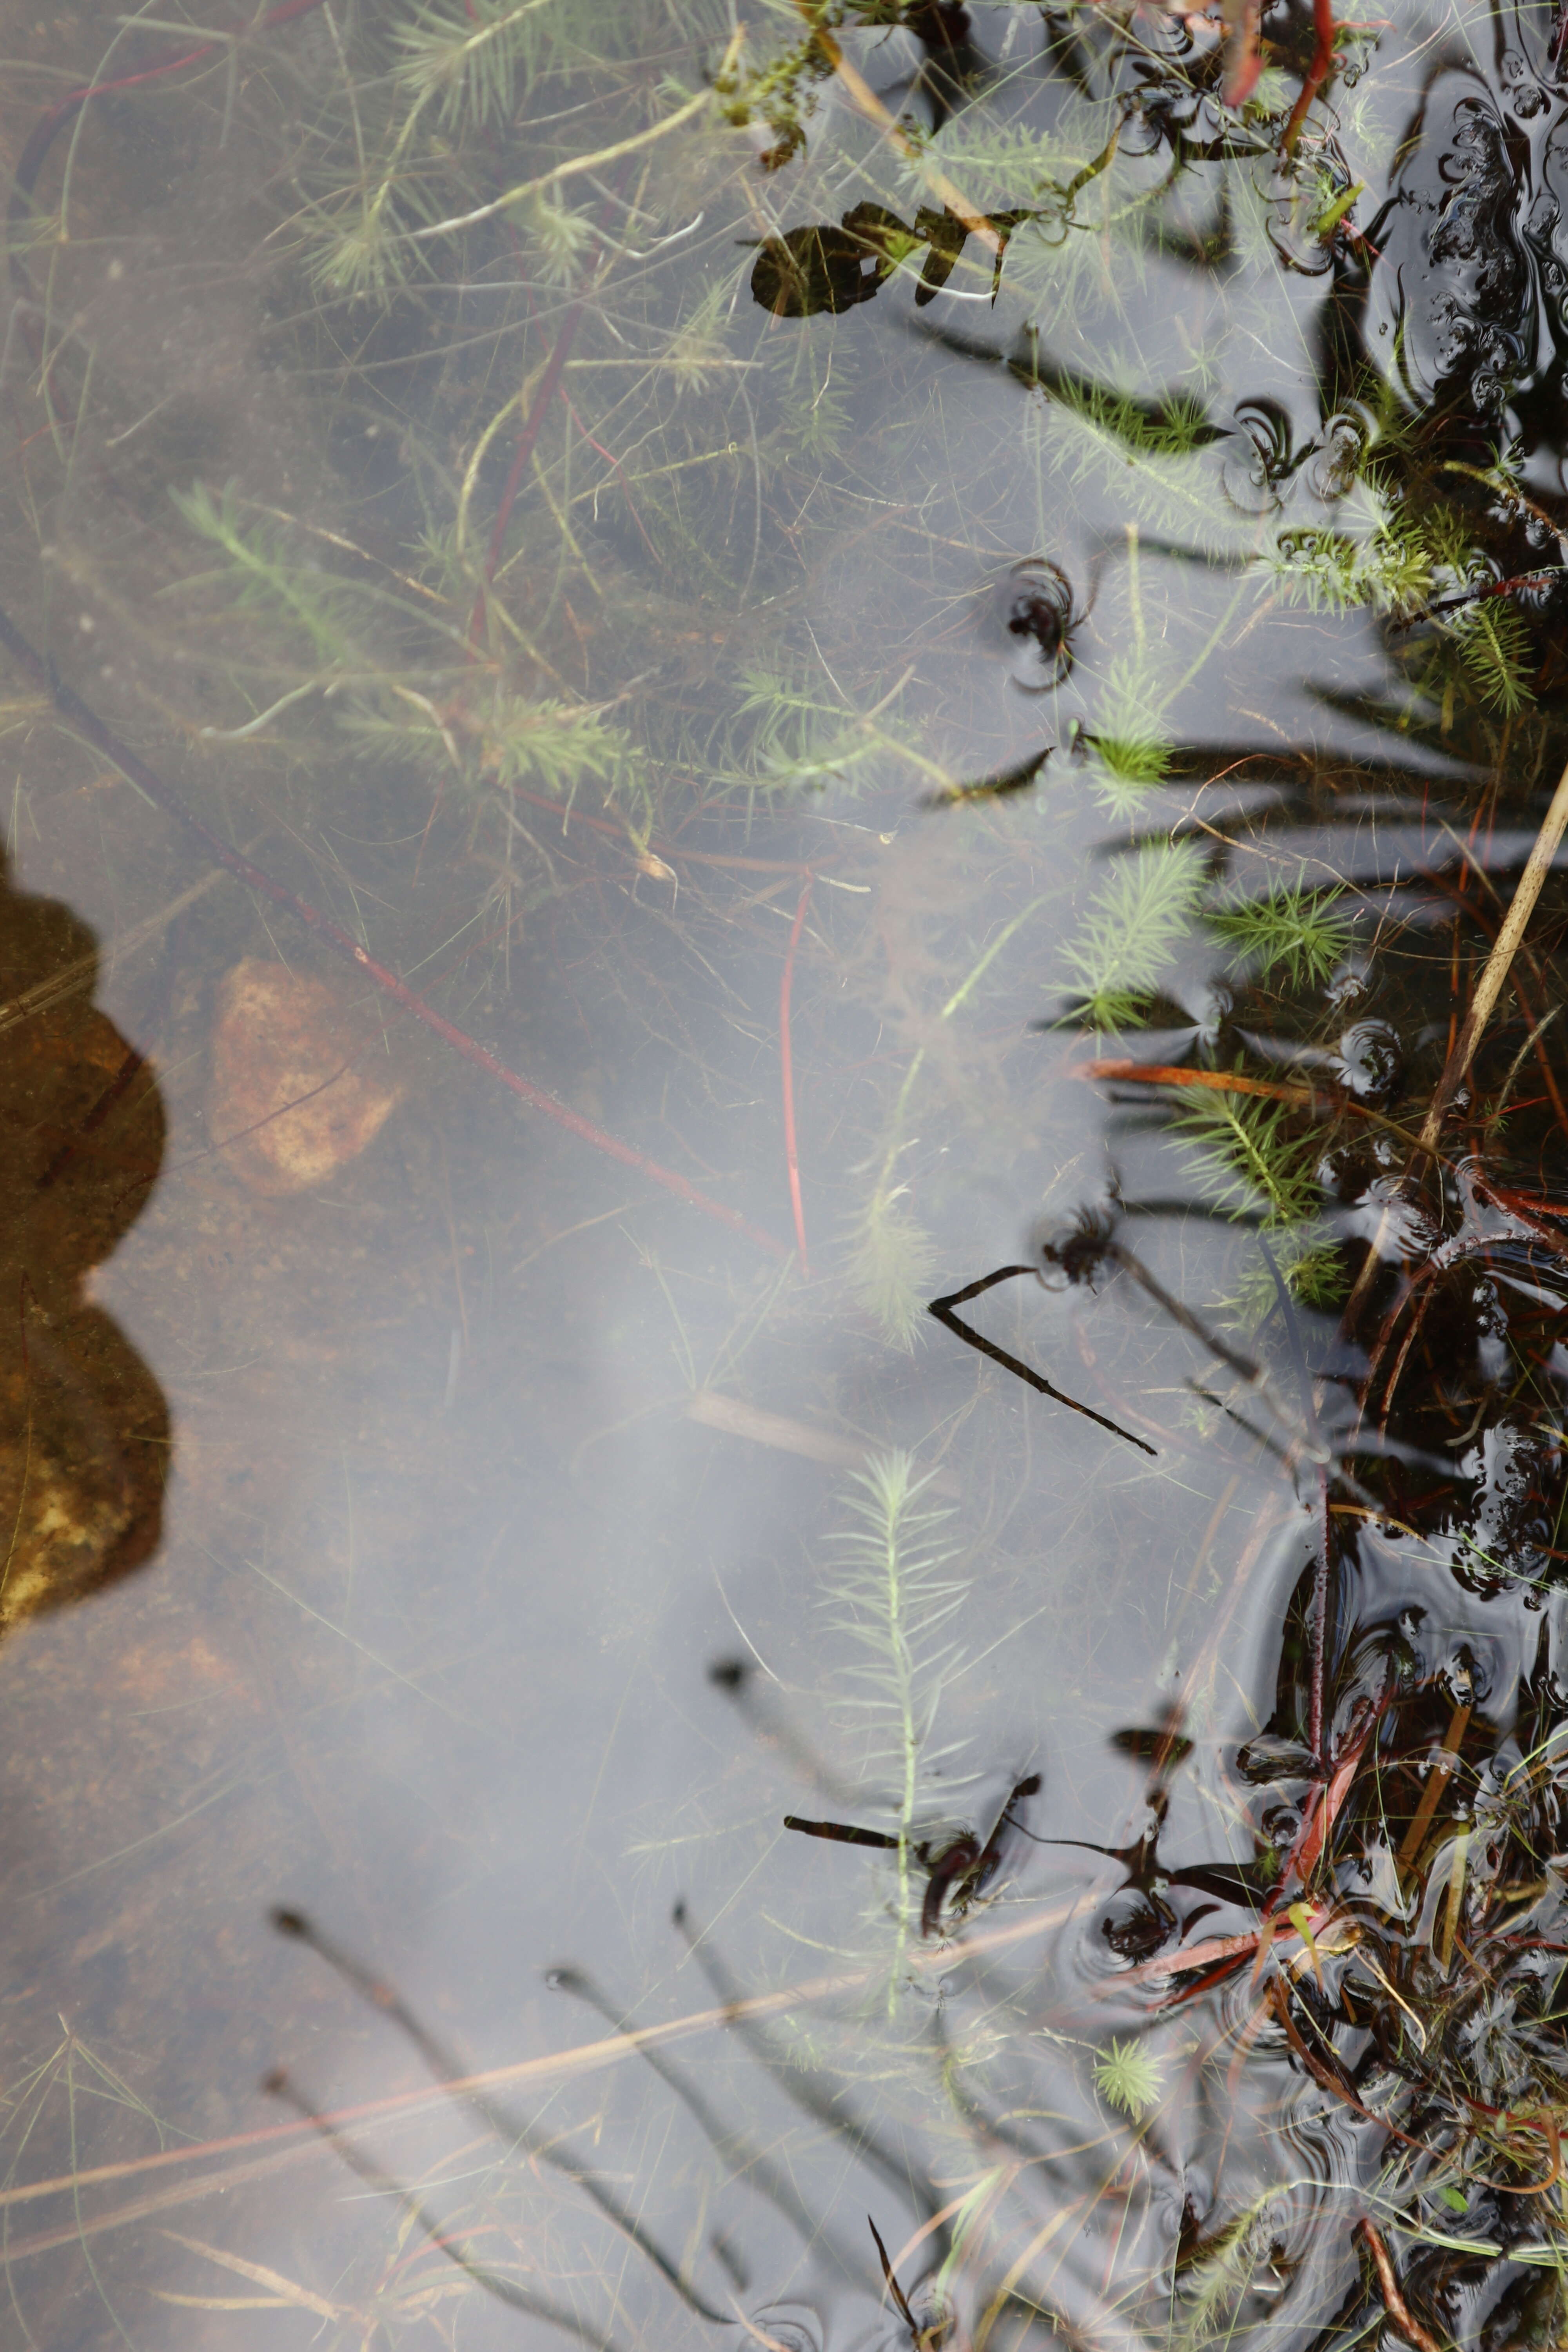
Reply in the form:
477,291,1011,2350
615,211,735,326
11,0,328,228
0,601,785,1260
559,394,628,477
1081,1059,1448,1161
1291,1693,1371,1884
468,170,630,644
467,167,634,644
469,294,591,644
1281,0,1339,158
1402,566,1563,625
780,880,812,1272
1309,1481,1330,1769
559,389,663,567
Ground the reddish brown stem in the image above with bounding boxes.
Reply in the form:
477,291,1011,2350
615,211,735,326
1354,2220,1444,2352
780,880,812,1271
1396,567,1563,627
468,174,628,644
469,294,592,644
0,602,785,1259
1281,0,1338,158
11,0,328,259
560,391,662,568
1083,1059,1317,1107
1281,1705,1372,1888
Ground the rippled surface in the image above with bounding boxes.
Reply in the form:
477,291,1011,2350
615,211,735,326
2,0,1568,2346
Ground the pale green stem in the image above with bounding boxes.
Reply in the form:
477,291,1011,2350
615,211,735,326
886,1475,917,2011
1127,522,1145,654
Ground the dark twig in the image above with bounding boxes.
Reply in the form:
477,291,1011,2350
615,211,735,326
1274,1978,1561,2193
543,1965,862,2280
671,1901,947,2233
1258,1236,1331,1769
783,1817,902,1850
261,2067,633,2352
927,1265,1157,1454
269,1910,735,2325
1389,568,1563,629
921,745,1051,808
867,2215,919,2345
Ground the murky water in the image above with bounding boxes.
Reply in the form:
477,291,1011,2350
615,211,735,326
3,2,1568,2346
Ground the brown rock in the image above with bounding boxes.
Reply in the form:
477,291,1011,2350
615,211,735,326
207,958,401,1195
0,847,169,1637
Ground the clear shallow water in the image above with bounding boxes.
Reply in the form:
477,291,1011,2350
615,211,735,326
2,2,1568,2347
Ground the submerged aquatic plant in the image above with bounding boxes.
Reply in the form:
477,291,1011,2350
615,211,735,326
1060,842,1208,1033
819,1453,969,1980
1092,2035,1164,2120
8,2,1568,2347
1172,1085,1325,1229
1206,875,1354,993
848,1174,939,1351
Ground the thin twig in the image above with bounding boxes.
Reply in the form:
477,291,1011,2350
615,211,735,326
408,50,742,243
927,1265,1157,1454
512,786,820,874
1391,568,1563,628
470,174,630,641
686,1389,871,1471
794,8,1001,256
784,1817,901,1850
472,299,590,632
1396,1702,1472,1870
1082,1058,1443,1163
1419,760,1568,1150
261,2070,635,2347
867,2215,919,2345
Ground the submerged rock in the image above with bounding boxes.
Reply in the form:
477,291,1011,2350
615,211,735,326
207,957,401,1196
0,853,168,1638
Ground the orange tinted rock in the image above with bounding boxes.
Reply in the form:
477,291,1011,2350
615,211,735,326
208,958,401,1195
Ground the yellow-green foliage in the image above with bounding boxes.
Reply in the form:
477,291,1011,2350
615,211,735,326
1061,842,1207,1031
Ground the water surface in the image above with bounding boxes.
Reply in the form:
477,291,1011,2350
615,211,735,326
2,2,1568,2347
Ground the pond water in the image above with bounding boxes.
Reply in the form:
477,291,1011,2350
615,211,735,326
2,1,1568,2346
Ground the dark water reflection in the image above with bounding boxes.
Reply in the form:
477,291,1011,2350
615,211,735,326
2,0,1568,2346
